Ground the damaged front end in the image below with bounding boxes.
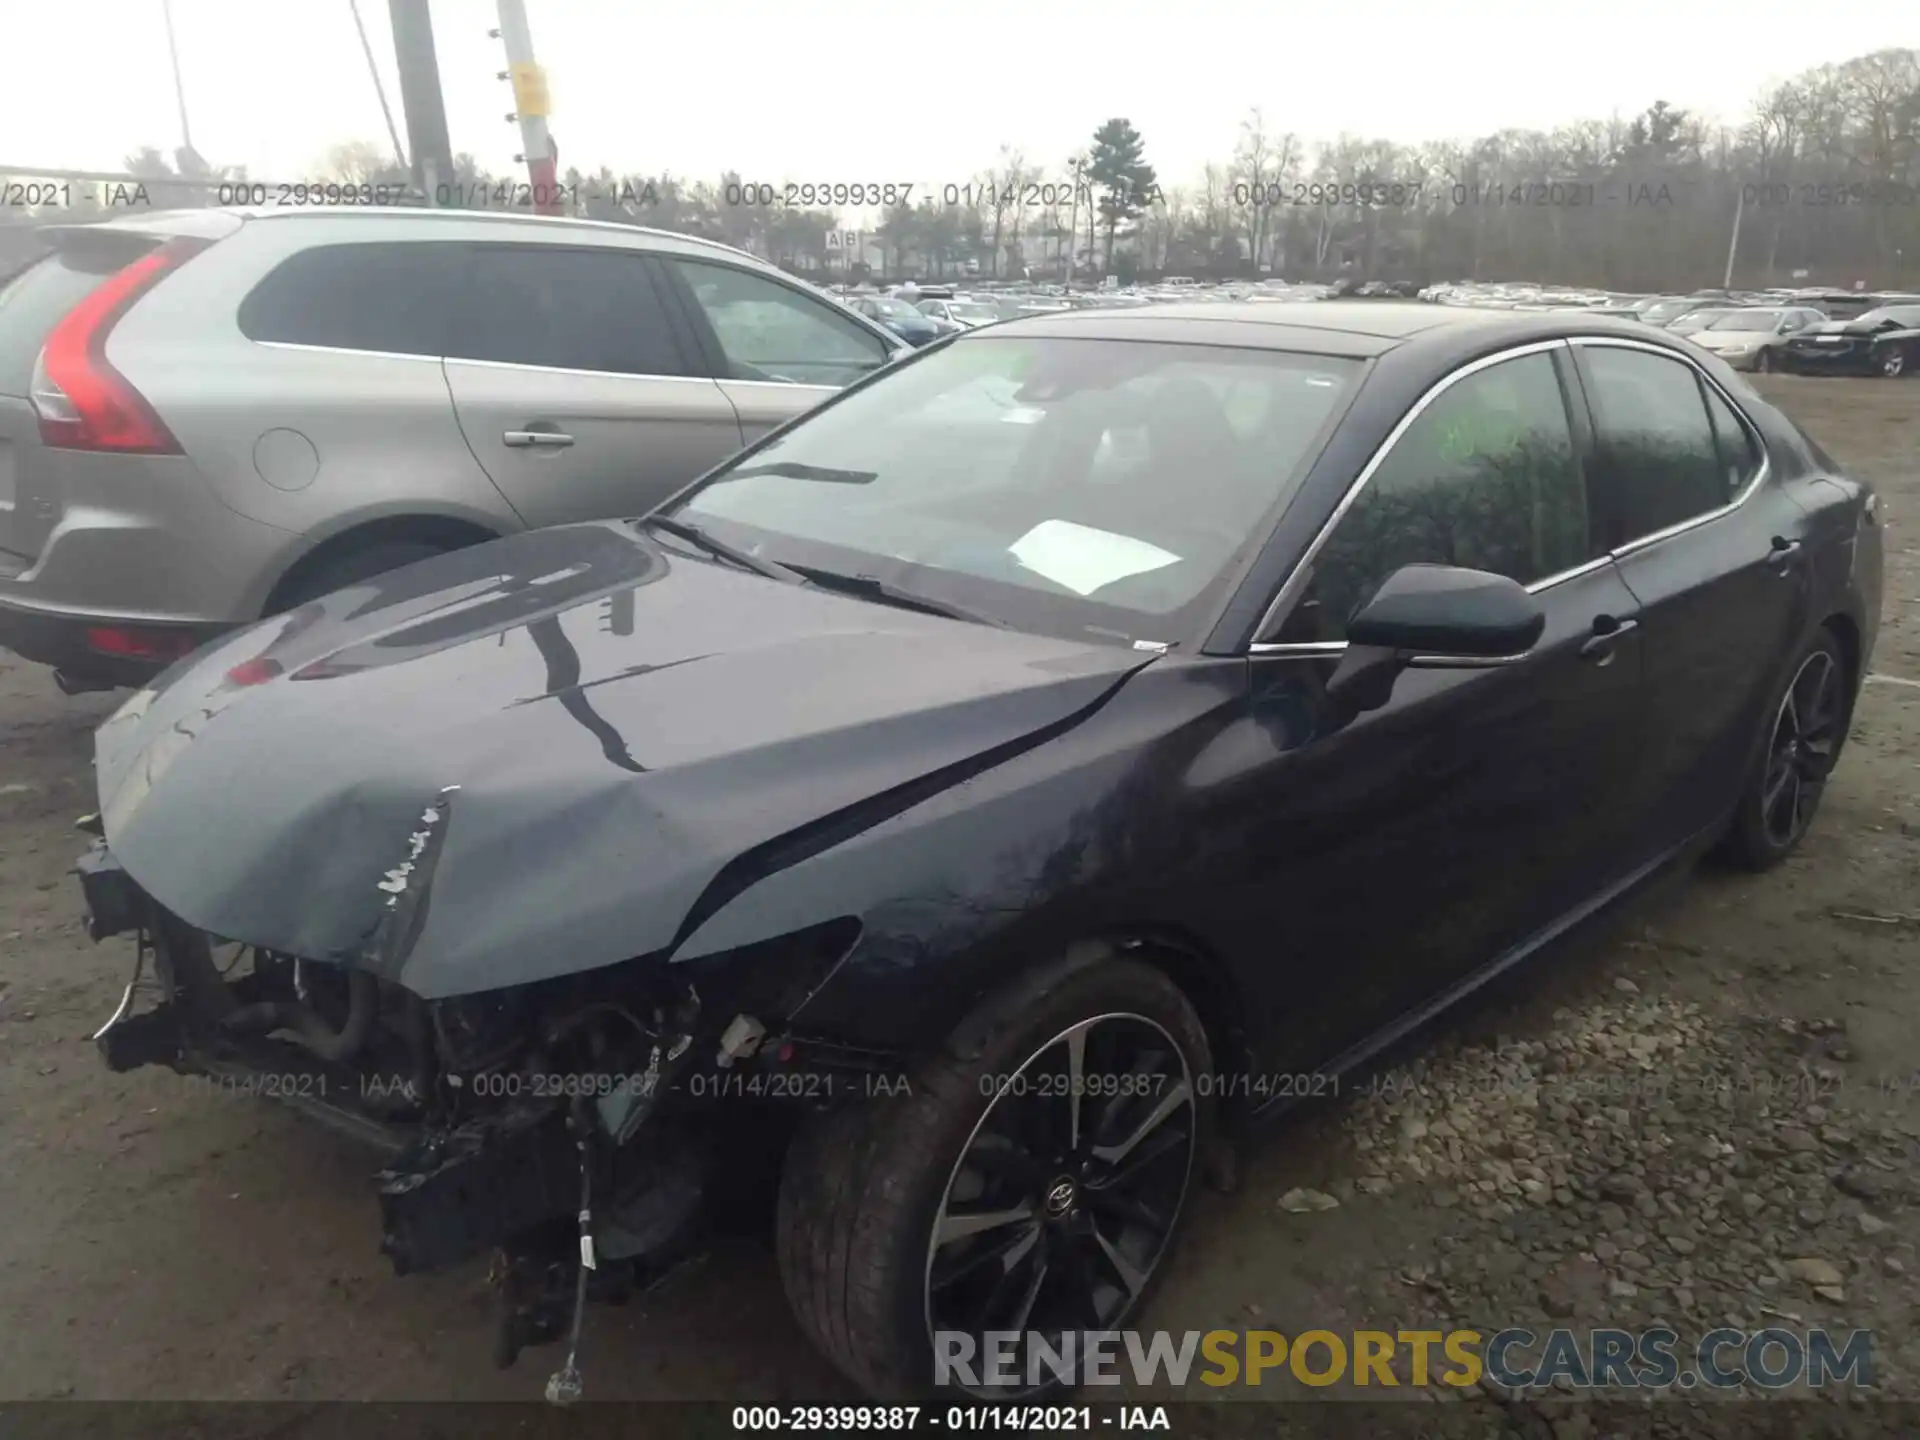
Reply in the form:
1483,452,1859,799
76,821,894,1400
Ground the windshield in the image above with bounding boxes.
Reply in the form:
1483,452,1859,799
1668,309,1734,331
668,337,1361,645
950,303,999,321
1643,301,1695,321
1706,311,1782,332
872,298,922,320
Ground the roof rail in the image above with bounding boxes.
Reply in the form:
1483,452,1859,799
240,204,760,262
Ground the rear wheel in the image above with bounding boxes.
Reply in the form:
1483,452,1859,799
1721,629,1850,870
777,951,1213,1400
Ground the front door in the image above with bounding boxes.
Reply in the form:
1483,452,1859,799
1214,347,1648,1073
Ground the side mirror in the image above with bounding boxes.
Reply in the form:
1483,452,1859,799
1348,564,1545,656
1324,565,1545,716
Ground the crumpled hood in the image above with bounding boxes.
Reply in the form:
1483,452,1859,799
1805,318,1912,339
95,521,1152,998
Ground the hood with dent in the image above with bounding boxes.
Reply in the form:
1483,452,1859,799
95,521,1153,998
1805,317,1919,338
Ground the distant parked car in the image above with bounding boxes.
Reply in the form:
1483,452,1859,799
917,297,1002,329
846,294,949,345
1780,304,1920,377
1664,307,1745,337
0,207,907,691
1684,307,1827,372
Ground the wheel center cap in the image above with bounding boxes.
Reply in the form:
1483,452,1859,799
1043,1176,1079,1217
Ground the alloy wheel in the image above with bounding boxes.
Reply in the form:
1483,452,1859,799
1761,649,1843,850
923,1012,1197,1394
1882,350,1906,378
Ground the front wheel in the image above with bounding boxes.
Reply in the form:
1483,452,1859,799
1756,349,1776,373
1880,348,1908,378
777,952,1214,1400
1720,629,1850,870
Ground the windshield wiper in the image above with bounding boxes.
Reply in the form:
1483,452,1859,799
637,514,805,584
722,460,881,486
784,564,1009,629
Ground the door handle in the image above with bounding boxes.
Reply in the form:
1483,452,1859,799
503,430,575,448
1767,536,1803,570
1579,616,1638,662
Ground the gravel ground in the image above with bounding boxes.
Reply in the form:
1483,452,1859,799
0,375,1916,1434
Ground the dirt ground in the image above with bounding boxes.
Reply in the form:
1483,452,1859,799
0,375,1916,1417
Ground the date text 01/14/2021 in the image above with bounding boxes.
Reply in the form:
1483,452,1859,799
730,1404,1172,1431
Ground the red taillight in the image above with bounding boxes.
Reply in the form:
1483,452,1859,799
83,626,202,660
30,237,210,454
224,657,284,687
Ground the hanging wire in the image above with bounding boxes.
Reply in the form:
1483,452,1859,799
348,0,411,172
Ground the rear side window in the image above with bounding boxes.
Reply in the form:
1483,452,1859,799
455,246,689,376
0,250,119,396
239,241,691,378
1580,347,1728,546
238,242,463,356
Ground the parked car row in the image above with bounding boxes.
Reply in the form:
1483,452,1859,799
1419,280,1920,377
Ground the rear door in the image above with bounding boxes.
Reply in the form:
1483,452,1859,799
443,244,744,527
1569,339,1815,849
654,256,896,443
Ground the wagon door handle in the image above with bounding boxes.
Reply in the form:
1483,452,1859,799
1579,615,1637,663
1768,536,1802,570
503,429,575,448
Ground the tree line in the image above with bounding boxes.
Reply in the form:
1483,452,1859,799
5,45,1915,291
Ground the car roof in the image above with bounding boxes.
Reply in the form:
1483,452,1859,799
980,299,1662,360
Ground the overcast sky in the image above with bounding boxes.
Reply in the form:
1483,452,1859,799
4,0,1909,194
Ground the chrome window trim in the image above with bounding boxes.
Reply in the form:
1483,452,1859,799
253,339,715,384
715,377,853,393
1248,333,1772,659
253,340,444,364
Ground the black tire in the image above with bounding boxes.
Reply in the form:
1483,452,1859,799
273,540,454,611
1756,349,1776,374
1720,628,1850,871
1880,348,1907,379
777,947,1214,1401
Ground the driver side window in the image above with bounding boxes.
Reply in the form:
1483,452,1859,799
667,259,890,387
1276,351,1596,645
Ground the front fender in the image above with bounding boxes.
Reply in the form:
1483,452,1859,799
675,659,1251,1058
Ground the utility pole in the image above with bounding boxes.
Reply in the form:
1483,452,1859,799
387,0,455,203
1065,156,1083,284
1723,182,1745,291
161,0,193,153
492,0,561,216
160,0,207,178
